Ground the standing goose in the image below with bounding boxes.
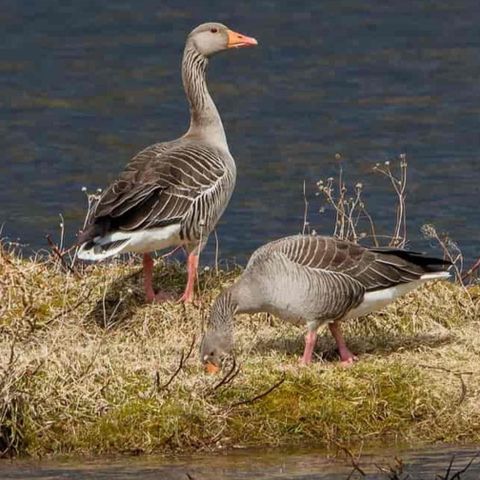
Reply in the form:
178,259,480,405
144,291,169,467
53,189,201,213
201,234,451,371
77,23,257,302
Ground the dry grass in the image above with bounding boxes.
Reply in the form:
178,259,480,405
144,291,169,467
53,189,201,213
1,240,479,459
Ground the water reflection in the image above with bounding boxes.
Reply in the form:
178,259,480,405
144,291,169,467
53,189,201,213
0,0,479,264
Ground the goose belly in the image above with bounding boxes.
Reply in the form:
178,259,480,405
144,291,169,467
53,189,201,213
345,281,422,320
261,286,313,327
263,303,307,327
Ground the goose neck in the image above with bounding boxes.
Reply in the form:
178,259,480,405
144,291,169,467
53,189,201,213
181,44,227,145
209,288,238,333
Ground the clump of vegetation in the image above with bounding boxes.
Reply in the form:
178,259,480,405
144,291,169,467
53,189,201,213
0,157,479,458
1,242,479,458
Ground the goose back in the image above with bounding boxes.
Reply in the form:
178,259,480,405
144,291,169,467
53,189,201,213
78,137,236,255
235,235,450,326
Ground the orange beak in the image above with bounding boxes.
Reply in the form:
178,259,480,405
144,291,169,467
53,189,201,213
204,361,220,374
226,29,258,49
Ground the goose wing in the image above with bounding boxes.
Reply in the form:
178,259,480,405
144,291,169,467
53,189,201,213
251,235,449,292
79,140,227,242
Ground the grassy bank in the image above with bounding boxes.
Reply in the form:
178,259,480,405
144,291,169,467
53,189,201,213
1,243,479,458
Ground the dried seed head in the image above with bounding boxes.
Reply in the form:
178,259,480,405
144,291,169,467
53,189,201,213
421,224,437,239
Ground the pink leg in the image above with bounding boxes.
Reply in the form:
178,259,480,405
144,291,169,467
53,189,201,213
300,330,317,365
142,253,173,303
328,320,357,366
179,252,199,303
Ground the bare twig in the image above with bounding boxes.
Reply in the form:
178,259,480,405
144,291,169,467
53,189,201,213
228,373,286,409
45,234,80,278
373,156,408,248
302,180,309,235
422,225,464,284
213,357,240,391
418,364,472,406
448,452,480,480
442,455,456,480
335,442,366,477
156,335,196,392
462,257,480,282
316,155,410,245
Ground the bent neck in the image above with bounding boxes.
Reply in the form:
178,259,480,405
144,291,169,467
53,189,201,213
208,289,238,334
208,279,260,332
182,43,227,146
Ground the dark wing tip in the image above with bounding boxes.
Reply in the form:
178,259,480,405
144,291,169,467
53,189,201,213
370,247,452,271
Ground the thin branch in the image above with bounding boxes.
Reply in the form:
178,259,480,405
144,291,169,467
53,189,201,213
45,234,80,278
462,257,480,282
442,455,456,480
448,452,480,480
418,364,472,406
228,373,286,409
156,335,196,392
213,357,240,391
335,442,366,477
302,180,309,235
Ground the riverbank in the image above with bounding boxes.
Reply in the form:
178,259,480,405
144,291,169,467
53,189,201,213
1,244,479,458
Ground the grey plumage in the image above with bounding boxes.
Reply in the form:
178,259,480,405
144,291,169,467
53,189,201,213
78,25,239,258
75,23,257,302
201,234,451,369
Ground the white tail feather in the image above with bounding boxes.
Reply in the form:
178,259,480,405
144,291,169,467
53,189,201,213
76,224,182,261
346,270,450,320
420,271,451,281
77,240,130,261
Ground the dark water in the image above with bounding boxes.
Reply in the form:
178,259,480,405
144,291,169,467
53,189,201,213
0,446,479,479
1,0,479,264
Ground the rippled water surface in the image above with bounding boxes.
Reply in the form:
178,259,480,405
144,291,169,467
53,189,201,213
1,0,479,263
0,446,479,479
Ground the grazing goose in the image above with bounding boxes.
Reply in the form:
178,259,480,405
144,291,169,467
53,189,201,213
77,23,257,302
200,234,451,371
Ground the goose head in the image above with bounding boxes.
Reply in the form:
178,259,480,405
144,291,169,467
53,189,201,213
200,329,233,374
187,22,258,57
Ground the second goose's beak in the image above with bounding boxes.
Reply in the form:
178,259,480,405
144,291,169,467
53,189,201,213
204,361,220,374
227,29,258,48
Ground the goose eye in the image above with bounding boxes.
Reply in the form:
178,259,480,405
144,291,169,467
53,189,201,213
210,28,218,33
210,351,215,356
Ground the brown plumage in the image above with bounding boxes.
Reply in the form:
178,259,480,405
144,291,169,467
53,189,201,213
77,23,257,303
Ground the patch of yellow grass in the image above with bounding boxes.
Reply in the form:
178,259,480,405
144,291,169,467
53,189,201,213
1,243,479,457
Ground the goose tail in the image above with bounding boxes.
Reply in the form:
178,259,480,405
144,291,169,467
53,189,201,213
77,237,130,261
